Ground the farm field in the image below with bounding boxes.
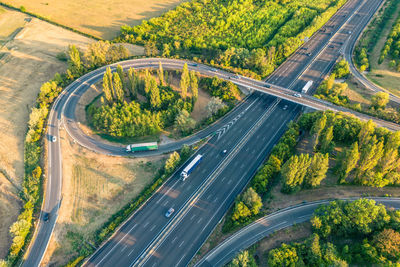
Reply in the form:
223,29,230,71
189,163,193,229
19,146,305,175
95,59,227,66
0,6,93,258
42,130,167,265
2,0,187,39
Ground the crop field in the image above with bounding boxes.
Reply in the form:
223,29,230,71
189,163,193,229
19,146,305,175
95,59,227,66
0,7,92,257
2,0,187,39
42,130,166,265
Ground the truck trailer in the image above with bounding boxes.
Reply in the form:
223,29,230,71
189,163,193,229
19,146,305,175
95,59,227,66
126,142,158,153
181,154,203,181
301,80,313,94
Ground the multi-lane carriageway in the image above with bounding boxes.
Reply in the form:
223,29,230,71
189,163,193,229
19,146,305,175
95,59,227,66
23,0,396,266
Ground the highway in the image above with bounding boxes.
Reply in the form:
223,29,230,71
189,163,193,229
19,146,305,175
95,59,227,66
23,0,392,266
196,197,400,267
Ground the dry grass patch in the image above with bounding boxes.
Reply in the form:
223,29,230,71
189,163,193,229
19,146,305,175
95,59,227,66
42,130,167,266
3,0,188,39
0,7,92,257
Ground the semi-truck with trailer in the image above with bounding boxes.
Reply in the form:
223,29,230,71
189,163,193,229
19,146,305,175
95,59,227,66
301,80,313,94
126,142,158,153
181,154,203,181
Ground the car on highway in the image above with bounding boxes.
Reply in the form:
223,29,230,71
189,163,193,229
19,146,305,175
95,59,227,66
191,63,198,67
165,208,175,218
210,68,218,72
234,74,241,79
43,212,50,222
264,84,271,88
52,136,57,142
294,93,302,98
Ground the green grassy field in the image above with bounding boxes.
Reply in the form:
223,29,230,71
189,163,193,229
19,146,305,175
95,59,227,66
2,0,187,39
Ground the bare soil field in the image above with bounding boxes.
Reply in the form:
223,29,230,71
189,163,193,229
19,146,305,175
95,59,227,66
0,7,93,258
42,130,167,265
2,0,187,39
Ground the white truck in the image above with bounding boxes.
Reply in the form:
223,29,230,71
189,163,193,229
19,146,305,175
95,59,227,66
181,154,203,181
301,80,313,94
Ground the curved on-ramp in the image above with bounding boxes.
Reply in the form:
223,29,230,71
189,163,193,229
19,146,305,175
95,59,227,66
195,197,400,267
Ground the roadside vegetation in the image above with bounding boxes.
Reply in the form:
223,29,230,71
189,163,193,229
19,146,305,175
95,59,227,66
119,0,347,78
221,109,400,234
87,63,241,141
230,199,400,266
315,58,400,124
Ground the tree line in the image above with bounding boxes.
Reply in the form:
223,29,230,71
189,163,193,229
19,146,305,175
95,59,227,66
300,111,400,188
118,0,347,78
379,12,400,71
354,0,398,72
268,199,400,266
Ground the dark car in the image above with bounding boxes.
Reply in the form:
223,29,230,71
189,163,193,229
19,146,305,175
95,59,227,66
191,63,198,67
43,212,50,222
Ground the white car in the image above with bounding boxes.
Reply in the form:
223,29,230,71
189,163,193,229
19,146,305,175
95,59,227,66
294,93,302,98
52,136,57,142
283,105,288,110
165,208,175,218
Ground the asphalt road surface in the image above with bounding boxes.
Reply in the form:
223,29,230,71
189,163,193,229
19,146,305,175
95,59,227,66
23,0,391,265
196,198,400,267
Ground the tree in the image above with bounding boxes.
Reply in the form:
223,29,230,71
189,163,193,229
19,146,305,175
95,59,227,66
206,97,226,117
158,62,165,86
373,229,400,261
320,125,334,153
311,113,327,150
333,59,350,78
67,45,82,77
180,63,190,98
232,201,251,221
175,109,196,134
337,142,359,183
189,70,199,100
128,67,137,98
357,136,384,178
116,64,127,95
281,154,311,193
162,43,171,57
268,244,298,267
113,72,124,102
379,131,400,174
104,67,114,100
229,250,257,267
371,92,389,110
241,188,262,215
102,71,113,103
165,151,181,174
358,120,375,147
305,153,329,188
149,79,161,109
